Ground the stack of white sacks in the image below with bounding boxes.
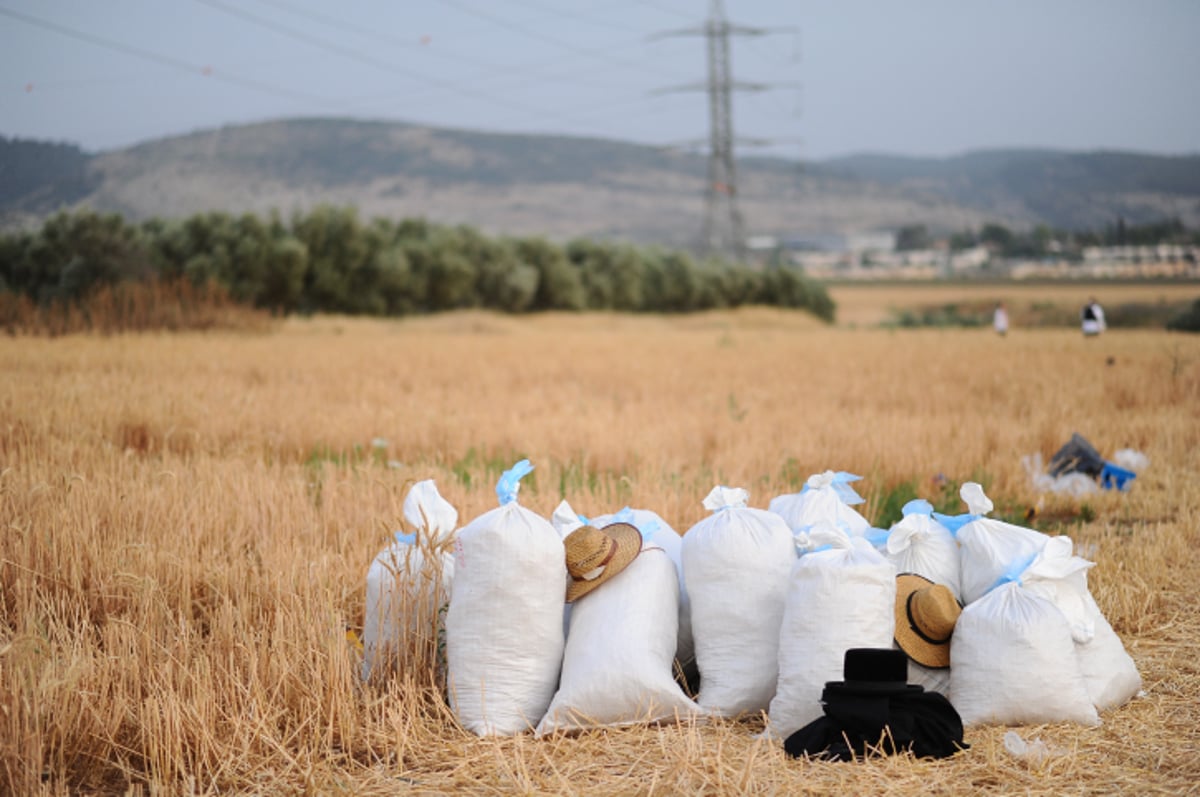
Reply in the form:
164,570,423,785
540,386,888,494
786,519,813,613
363,465,1141,737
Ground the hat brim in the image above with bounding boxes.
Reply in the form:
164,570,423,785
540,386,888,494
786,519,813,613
823,682,922,698
894,572,954,670
566,522,643,603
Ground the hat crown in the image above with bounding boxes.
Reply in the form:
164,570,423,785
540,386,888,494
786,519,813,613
909,584,962,642
564,526,618,578
843,648,908,684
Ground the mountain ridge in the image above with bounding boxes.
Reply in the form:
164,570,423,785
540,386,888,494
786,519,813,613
4,118,1199,244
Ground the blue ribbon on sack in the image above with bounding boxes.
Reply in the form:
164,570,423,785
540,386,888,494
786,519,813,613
394,531,417,545
614,506,660,540
577,513,590,525
932,512,978,537
496,459,534,506
864,526,890,549
987,551,1040,594
801,471,866,506
903,499,934,516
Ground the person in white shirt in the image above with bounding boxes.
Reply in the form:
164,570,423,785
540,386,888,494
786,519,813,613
1081,298,1106,336
993,301,1009,336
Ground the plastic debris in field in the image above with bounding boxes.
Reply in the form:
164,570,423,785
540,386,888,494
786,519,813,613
1023,433,1148,495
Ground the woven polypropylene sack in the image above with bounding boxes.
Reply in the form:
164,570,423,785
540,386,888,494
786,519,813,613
536,547,698,734
767,529,897,738
446,491,566,735
682,486,795,716
591,508,694,672
949,582,1099,727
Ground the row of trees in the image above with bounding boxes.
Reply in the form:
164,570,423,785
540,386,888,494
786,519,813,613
0,208,835,321
895,218,1200,258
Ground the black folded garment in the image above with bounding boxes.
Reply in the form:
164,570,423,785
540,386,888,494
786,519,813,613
783,649,968,761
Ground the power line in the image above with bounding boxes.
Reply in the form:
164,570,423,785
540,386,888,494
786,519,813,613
651,0,800,259
437,0,691,80
196,0,648,134
0,5,332,107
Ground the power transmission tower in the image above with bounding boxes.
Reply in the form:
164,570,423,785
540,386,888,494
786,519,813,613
652,0,797,261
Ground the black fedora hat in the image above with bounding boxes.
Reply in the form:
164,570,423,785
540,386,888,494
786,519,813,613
821,648,919,697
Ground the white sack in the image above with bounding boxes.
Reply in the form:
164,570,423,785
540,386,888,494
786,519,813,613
591,507,694,672
403,479,459,544
1019,537,1142,712
446,461,566,736
362,537,454,680
949,581,1100,727
906,655,952,697
682,486,795,716
550,500,587,638
536,547,698,735
954,483,1051,604
768,524,897,738
768,470,871,537
885,499,962,600
363,479,458,680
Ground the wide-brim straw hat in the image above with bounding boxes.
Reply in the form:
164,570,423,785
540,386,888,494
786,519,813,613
895,573,963,669
564,522,643,602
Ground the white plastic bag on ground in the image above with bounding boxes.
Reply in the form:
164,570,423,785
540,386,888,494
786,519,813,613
536,545,698,734
953,483,1052,604
590,506,694,673
446,460,566,736
1021,453,1099,497
768,470,871,537
1019,537,1142,712
768,524,897,738
682,486,795,717
949,581,1100,727
1112,449,1149,473
884,499,962,600
362,479,457,680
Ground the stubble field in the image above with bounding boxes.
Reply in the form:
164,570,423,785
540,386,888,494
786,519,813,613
3,284,1200,795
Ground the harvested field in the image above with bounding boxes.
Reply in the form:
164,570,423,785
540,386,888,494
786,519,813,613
828,281,1196,327
3,306,1199,795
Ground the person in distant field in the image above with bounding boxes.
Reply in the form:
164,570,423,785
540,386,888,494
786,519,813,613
1081,297,1106,336
993,301,1009,336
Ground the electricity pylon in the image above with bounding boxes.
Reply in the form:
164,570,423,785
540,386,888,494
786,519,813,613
652,0,797,261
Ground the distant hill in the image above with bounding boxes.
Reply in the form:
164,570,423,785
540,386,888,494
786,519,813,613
3,119,1199,244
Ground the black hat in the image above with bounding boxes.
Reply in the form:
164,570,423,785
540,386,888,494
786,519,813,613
822,648,918,697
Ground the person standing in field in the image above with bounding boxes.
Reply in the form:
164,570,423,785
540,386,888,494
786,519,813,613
1081,297,1106,336
993,301,1009,336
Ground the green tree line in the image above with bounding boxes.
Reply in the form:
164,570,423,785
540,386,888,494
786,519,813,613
0,207,835,321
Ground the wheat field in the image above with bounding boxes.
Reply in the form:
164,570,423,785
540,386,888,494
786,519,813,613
3,286,1200,794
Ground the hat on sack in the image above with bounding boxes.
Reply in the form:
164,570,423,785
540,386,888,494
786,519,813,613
564,522,643,602
895,573,963,669
821,648,917,698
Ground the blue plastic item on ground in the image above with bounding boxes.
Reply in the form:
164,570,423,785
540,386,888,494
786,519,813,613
1099,462,1136,491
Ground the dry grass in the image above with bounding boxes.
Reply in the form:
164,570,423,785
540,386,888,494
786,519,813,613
2,304,1200,795
828,281,1196,327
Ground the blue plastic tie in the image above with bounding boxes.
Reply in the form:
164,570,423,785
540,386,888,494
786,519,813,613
988,551,1040,593
394,531,417,545
864,526,890,547
903,498,934,516
801,471,865,505
495,459,534,505
932,512,978,537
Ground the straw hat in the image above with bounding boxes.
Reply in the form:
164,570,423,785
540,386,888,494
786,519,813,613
895,573,962,669
564,522,642,602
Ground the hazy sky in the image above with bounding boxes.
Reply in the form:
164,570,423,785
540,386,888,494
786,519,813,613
2,0,1198,160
